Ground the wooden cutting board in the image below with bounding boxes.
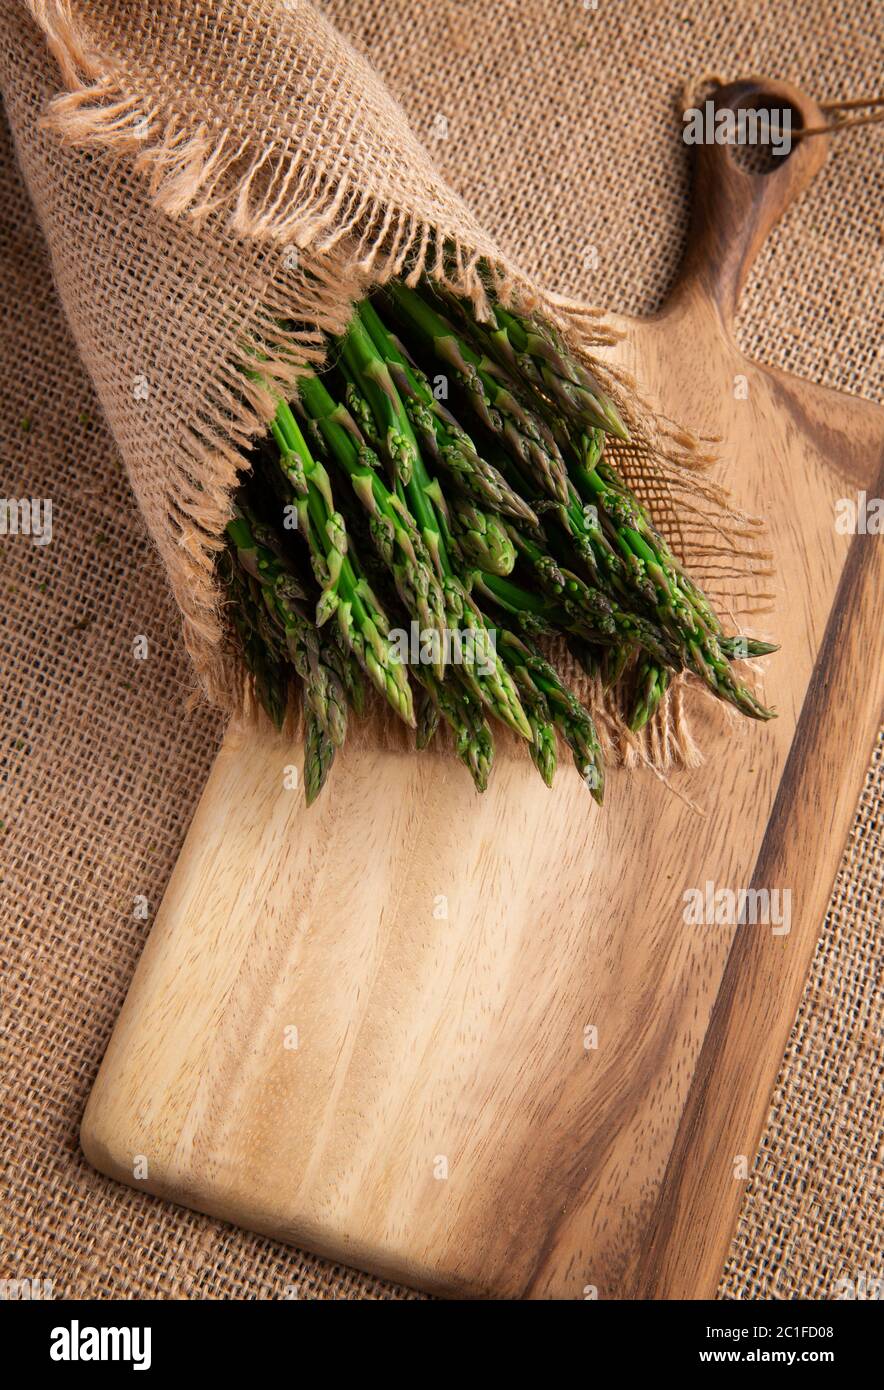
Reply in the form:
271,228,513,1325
81,79,884,1299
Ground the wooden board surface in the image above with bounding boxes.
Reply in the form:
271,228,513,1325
81,80,884,1299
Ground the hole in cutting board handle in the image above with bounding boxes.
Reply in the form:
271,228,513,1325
696,77,829,214
726,96,803,177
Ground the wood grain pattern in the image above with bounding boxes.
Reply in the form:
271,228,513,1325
81,79,884,1298
635,457,884,1298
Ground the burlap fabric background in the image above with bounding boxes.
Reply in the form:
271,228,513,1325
1,0,880,1299
7,0,770,770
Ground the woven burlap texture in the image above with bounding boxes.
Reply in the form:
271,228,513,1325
1,0,880,1299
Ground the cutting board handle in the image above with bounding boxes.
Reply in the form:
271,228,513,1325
668,77,829,327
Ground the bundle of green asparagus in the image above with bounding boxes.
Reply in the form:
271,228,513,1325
223,277,776,803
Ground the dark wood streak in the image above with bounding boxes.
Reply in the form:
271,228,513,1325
633,447,884,1300
516,1003,682,1299
765,366,884,491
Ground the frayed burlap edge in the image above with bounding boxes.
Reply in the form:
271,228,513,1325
26,0,774,773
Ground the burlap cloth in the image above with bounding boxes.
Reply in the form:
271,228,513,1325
4,0,772,772
1,0,880,1299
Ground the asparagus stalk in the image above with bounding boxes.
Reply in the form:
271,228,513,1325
485,301,629,440
324,630,367,717
298,372,448,678
510,672,558,788
416,686,440,749
572,432,775,720
270,398,415,727
221,547,289,730
446,497,516,576
358,299,538,526
338,315,417,486
304,708,336,805
386,280,570,503
498,628,604,802
222,535,339,801
335,313,533,742
413,667,495,792
227,506,348,747
505,523,677,666
629,657,670,733
720,635,780,659
434,283,628,441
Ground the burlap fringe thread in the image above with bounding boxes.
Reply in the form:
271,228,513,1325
27,0,774,775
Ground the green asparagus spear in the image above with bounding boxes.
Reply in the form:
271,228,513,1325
498,628,604,802
270,397,415,727
629,657,670,733
719,635,780,659
572,432,774,720
485,300,628,439
359,298,538,526
416,686,441,749
335,312,533,742
298,371,448,677
221,547,289,730
447,498,516,576
338,315,417,486
386,280,570,503
227,506,348,746
413,667,495,792
304,708,336,805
